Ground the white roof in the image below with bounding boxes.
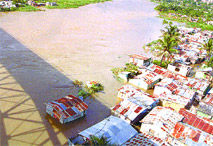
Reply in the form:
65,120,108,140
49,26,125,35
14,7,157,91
79,116,138,145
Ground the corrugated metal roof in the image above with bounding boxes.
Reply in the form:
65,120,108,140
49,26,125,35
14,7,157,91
123,133,163,146
141,106,183,125
129,54,150,60
79,116,138,145
118,85,157,100
203,93,213,106
154,78,197,103
171,122,213,145
47,95,88,119
134,69,161,85
112,96,156,122
179,108,213,135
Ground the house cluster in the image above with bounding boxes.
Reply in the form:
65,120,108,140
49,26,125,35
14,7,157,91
167,12,213,25
27,0,57,6
0,0,57,9
45,27,212,145
174,27,212,65
0,0,15,9
67,54,212,145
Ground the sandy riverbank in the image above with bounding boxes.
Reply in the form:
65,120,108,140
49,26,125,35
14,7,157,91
0,0,163,145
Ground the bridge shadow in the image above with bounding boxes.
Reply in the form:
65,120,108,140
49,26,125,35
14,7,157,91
0,28,111,145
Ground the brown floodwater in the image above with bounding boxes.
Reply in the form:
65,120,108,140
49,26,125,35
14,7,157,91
0,0,163,145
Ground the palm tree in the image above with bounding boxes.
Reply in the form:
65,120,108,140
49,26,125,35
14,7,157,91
157,34,179,66
203,38,213,60
161,20,180,39
155,20,180,66
88,135,111,146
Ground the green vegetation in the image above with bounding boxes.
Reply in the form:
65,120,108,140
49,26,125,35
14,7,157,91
203,38,213,60
111,63,139,77
88,135,112,146
77,81,104,99
46,0,111,9
203,39,213,83
16,5,41,11
0,5,41,12
85,83,104,94
150,20,180,66
78,89,91,99
153,60,170,68
0,0,110,12
73,80,83,87
152,0,213,30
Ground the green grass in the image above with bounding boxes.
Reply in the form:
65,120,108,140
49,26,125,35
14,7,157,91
0,0,110,12
0,5,41,12
46,0,111,9
159,13,213,31
17,5,41,12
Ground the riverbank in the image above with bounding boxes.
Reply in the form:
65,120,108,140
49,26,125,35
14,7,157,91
46,0,111,9
0,0,111,12
151,0,213,31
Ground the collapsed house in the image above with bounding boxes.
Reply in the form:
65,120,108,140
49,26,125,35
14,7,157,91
112,91,159,124
128,68,161,90
68,115,138,145
46,95,88,124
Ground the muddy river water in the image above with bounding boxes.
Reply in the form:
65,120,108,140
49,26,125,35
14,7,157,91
0,0,163,145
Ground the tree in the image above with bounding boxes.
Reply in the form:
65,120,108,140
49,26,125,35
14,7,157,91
161,20,180,40
156,20,180,66
203,38,213,60
157,34,179,65
206,56,213,83
88,135,111,146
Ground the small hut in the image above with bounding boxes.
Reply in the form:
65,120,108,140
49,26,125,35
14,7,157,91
46,95,88,124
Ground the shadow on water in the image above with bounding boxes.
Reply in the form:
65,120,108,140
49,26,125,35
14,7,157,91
0,28,111,145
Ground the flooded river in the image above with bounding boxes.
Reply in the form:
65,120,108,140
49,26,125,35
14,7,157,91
0,0,163,145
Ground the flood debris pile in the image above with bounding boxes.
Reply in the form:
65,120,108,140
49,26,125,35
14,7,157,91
45,95,88,124
76,80,104,99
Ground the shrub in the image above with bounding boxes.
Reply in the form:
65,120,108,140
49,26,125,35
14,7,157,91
78,89,91,99
73,80,83,87
153,60,170,68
